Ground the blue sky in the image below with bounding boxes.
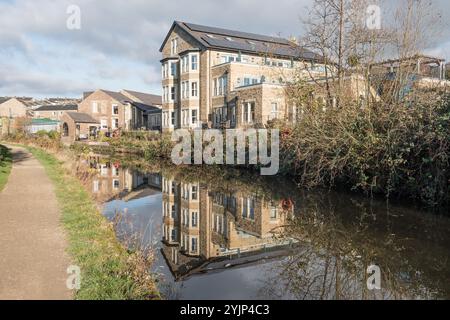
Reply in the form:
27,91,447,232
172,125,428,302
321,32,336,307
1,0,449,98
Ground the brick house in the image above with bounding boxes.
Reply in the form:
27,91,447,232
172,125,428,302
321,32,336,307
61,89,162,142
0,97,34,118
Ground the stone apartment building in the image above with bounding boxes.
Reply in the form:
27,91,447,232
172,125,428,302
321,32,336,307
159,21,326,132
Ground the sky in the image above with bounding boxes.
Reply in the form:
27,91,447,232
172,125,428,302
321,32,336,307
0,0,449,98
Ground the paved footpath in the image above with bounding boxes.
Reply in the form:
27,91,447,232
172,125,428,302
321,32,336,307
0,145,72,300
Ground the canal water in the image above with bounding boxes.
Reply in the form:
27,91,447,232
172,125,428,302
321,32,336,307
75,154,450,300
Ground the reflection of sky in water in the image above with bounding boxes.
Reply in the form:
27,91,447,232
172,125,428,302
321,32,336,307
89,155,450,300
102,192,295,300
103,194,163,251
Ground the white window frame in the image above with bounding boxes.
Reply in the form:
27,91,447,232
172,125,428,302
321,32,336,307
100,119,108,129
191,81,198,97
191,54,198,71
271,102,279,120
112,104,119,115
170,38,178,55
191,109,198,125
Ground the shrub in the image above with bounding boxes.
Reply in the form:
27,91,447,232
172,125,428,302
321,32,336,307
280,90,450,207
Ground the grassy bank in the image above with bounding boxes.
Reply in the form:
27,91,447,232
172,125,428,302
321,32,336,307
0,144,12,191
26,146,159,300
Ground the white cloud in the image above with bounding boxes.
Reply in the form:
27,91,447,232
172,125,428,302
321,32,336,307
0,0,448,97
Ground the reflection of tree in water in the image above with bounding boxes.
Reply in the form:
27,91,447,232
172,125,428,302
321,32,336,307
74,153,450,300
259,194,450,300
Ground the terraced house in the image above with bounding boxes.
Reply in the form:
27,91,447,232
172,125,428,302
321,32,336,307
159,21,326,132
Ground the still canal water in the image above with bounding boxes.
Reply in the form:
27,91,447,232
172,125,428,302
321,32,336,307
74,154,450,300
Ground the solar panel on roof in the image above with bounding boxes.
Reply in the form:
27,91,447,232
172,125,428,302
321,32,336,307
185,22,291,45
201,36,318,60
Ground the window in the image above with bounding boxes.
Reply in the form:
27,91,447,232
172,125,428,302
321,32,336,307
191,109,198,124
113,179,120,189
101,164,108,176
162,63,168,78
171,228,176,242
100,119,108,129
170,38,178,55
191,237,198,252
164,86,170,102
171,205,176,218
182,109,189,126
182,81,189,99
214,75,228,96
213,78,218,96
112,118,119,129
170,62,177,77
171,86,176,101
270,207,278,220
191,54,198,70
230,104,236,125
181,82,185,99
242,198,255,220
191,81,198,97
112,104,119,115
191,212,198,227
181,55,188,73
183,209,189,226
271,102,278,119
243,102,255,123
171,111,175,126
191,185,198,200
92,102,99,113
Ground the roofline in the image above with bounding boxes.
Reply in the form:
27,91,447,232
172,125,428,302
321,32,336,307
372,54,446,66
97,89,128,103
159,21,323,62
178,48,201,56
160,56,180,63
159,21,207,53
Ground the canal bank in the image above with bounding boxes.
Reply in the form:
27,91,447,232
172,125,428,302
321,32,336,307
0,145,72,299
75,152,450,300
0,143,160,300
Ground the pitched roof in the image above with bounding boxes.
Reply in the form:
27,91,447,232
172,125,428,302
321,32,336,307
160,21,322,61
65,112,99,124
0,97,11,104
34,104,78,112
121,90,162,106
99,90,129,102
127,101,161,114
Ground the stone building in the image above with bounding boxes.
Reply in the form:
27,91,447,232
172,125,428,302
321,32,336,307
159,21,326,132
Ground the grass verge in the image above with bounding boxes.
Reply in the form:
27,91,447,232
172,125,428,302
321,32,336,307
0,144,12,191
26,146,159,300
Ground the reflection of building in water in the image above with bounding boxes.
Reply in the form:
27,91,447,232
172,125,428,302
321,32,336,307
77,155,161,202
161,175,295,280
